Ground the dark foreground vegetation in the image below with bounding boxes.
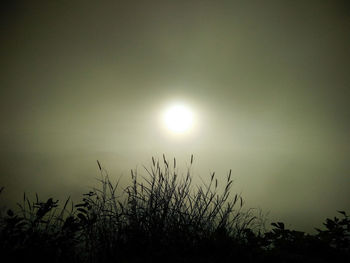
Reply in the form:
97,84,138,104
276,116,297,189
1,156,349,263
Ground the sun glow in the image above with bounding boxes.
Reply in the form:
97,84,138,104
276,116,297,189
163,104,194,134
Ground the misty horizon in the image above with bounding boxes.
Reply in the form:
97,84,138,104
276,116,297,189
1,0,349,235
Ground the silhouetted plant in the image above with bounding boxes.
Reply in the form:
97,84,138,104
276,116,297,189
316,211,350,251
0,156,349,263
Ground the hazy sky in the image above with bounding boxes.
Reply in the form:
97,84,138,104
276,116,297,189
1,0,349,232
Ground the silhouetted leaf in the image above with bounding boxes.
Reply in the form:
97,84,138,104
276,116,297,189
77,213,87,222
97,160,102,171
7,209,14,217
338,210,346,216
77,208,88,214
278,222,285,230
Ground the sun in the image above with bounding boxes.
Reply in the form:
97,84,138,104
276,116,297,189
163,104,194,134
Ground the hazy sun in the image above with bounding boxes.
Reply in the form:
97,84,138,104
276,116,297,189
163,104,194,133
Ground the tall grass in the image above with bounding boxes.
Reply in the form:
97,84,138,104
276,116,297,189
0,155,349,263
75,155,262,262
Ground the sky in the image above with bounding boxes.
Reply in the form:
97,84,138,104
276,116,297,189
1,0,349,233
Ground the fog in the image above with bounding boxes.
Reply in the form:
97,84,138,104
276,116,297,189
1,0,349,232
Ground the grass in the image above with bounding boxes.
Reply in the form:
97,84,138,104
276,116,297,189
0,155,349,263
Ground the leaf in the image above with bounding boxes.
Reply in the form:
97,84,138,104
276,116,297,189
77,213,87,222
97,160,102,171
77,208,88,214
278,222,285,230
75,203,87,208
338,210,346,216
7,209,14,217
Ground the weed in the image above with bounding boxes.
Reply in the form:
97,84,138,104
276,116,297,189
0,156,349,262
